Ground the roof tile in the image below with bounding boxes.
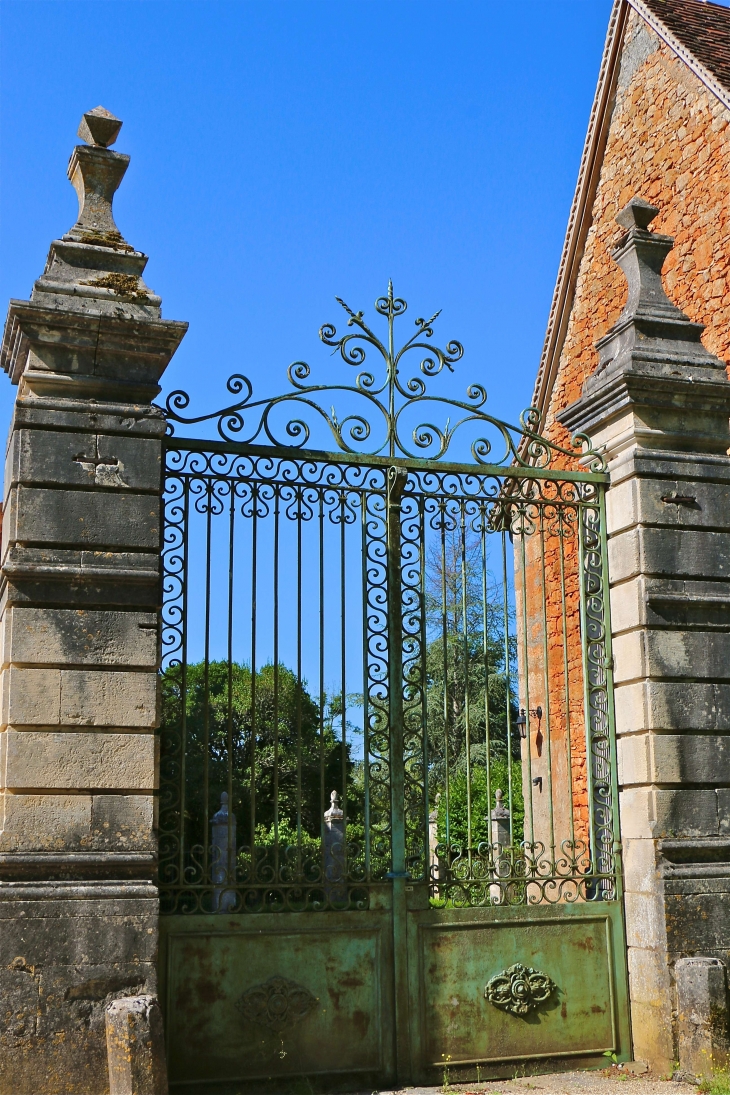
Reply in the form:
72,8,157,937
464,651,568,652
642,0,730,92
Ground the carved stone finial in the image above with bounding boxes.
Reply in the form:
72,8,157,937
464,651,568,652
615,195,659,231
324,789,344,821
492,788,509,820
77,105,122,148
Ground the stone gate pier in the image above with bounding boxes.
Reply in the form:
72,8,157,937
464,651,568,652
0,108,185,1094
562,197,730,1075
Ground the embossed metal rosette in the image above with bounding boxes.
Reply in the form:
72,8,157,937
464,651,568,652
236,976,317,1031
485,963,556,1016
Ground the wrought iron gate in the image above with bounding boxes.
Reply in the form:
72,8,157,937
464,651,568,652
158,285,630,1091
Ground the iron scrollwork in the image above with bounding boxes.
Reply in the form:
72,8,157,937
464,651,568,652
164,282,604,471
485,963,556,1016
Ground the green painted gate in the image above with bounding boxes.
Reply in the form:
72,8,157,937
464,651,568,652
159,286,630,1092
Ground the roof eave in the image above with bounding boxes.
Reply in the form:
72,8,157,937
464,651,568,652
531,0,629,421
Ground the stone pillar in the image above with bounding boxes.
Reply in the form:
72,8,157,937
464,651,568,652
0,107,187,1093
560,197,730,1072
211,792,237,913
323,789,346,904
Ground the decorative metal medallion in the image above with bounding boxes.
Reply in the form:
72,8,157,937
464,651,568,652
236,976,318,1032
484,963,557,1016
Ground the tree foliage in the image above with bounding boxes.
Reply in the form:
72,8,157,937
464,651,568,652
161,661,355,849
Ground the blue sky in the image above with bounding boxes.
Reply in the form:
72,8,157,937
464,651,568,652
0,0,615,437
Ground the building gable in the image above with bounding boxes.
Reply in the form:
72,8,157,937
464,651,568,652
535,0,730,447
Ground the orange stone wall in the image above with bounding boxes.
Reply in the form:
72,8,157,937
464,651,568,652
545,9,730,445
517,10,730,875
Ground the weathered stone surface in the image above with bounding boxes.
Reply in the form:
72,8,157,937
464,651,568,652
106,995,168,1095
7,429,162,492
622,835,661,893
1,667,157,728
619,733,730,786
0,794,92,851
3,731,155,790
675,957,729,1077
1,548,160,610
653,790,720,839
667,882,730,964
91,795,154,851
4,486,159,549
609,526,730,584
3,608,157,667
606,472,730,535
614,680,730,734
0,109,183,1091
614,629,730,683
0,883,158,1094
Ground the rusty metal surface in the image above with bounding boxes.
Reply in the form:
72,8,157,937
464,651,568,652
161,909,395,1087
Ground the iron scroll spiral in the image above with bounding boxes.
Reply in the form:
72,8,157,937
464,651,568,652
164,282,604,472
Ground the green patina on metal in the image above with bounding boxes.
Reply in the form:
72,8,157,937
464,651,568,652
158,286,630,1091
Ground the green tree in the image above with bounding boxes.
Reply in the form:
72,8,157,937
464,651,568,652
160,660,358,853
423,527,522,847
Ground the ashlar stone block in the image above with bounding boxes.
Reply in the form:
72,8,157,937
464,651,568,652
60,670,157,728
91,795,155,851
2,607,157,668
0,794,92,852
614,526,730,583
7,428,162,493
4,485,160,550
653,789,719,838
3,731,156,791
1,667,157,728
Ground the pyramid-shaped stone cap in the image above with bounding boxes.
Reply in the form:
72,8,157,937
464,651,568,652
615,196,659,231
77,106,122,148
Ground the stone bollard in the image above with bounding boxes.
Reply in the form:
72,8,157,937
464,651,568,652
676,957,730,1079
211,792,237,913
106,995,169,1095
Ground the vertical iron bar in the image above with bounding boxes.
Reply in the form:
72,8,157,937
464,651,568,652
518,529,535,846
598,484,622,899
538,507,556,863
557,509,576,850
386,466,411,1084
319,491,326,885
440,506,450,848
361,491,371,880
202,483,212,881
273,487,280,881
249,484,258,887
419,496,429,882
480,511,492,843
340,491,348,883
501,530,515,846
578,496,598,884
460,502,473,867
178,478,190,887
296,485,303,878
226,484,235,892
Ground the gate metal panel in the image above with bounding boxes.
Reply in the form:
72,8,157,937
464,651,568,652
158,286,629,1090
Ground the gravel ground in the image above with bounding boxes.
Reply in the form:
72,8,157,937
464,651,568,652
368,1069,697,1095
